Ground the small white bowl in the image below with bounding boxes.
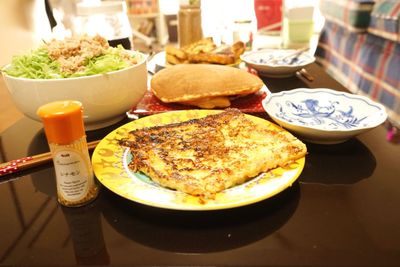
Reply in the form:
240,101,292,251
262,88,387,144
2,51,148,130
240,49,315,78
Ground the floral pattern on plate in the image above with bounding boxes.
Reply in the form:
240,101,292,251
241,49,315,78
275,99,368,129
262,88,387,144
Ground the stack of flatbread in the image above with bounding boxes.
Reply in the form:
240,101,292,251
150,64,264,108
165,37,245,65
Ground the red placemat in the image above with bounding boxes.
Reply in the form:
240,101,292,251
128,87,268,116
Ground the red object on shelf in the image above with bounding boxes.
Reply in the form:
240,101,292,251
254,0,282,31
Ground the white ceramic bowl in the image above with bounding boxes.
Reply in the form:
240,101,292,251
240,49,315,78
262,88,387,144
2,51,148,130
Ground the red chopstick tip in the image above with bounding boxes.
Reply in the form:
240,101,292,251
0,157,34,176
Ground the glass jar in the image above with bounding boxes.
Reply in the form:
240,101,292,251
178,0,203,47
74,1,132,49
232,20,253,50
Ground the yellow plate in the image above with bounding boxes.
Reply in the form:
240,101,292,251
91,110,305,210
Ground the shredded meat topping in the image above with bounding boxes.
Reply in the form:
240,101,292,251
46,35,110,74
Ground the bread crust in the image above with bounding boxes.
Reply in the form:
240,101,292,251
150,64,264,105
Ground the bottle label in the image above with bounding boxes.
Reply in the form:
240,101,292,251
54,149,90,202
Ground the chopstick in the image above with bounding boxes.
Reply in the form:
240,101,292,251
267,47,309,65
283,47,309,63
0,140,100,178
296,68,315,82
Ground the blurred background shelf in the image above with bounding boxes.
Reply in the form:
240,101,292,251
126,0,168,47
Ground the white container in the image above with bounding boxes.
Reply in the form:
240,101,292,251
2,51,148,131
74,1,132,49
283,6,314,47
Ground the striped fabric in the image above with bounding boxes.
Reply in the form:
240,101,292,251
316,20,400,127
368,0,400,42
320,0,375,32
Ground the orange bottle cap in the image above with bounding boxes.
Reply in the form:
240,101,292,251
37,100,85,145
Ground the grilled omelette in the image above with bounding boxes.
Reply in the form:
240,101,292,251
120,109,306,201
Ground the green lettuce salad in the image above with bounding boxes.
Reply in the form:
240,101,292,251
2,40,138,79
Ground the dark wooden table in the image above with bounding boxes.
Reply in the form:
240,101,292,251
1,63,399,266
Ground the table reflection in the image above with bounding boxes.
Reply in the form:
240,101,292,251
100,183,300,253
61,201,110,265
300,138,376,185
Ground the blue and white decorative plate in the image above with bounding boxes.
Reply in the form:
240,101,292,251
240,49,315,78
262,88,387,144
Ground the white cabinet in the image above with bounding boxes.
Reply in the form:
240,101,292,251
126,0,168,46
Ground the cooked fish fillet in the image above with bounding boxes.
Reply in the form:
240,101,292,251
187,41,245,65
164,38,245,65
120,109,306,201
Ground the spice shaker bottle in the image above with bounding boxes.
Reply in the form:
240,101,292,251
178,0,203,47
37,100,99,207
74,1,132,49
